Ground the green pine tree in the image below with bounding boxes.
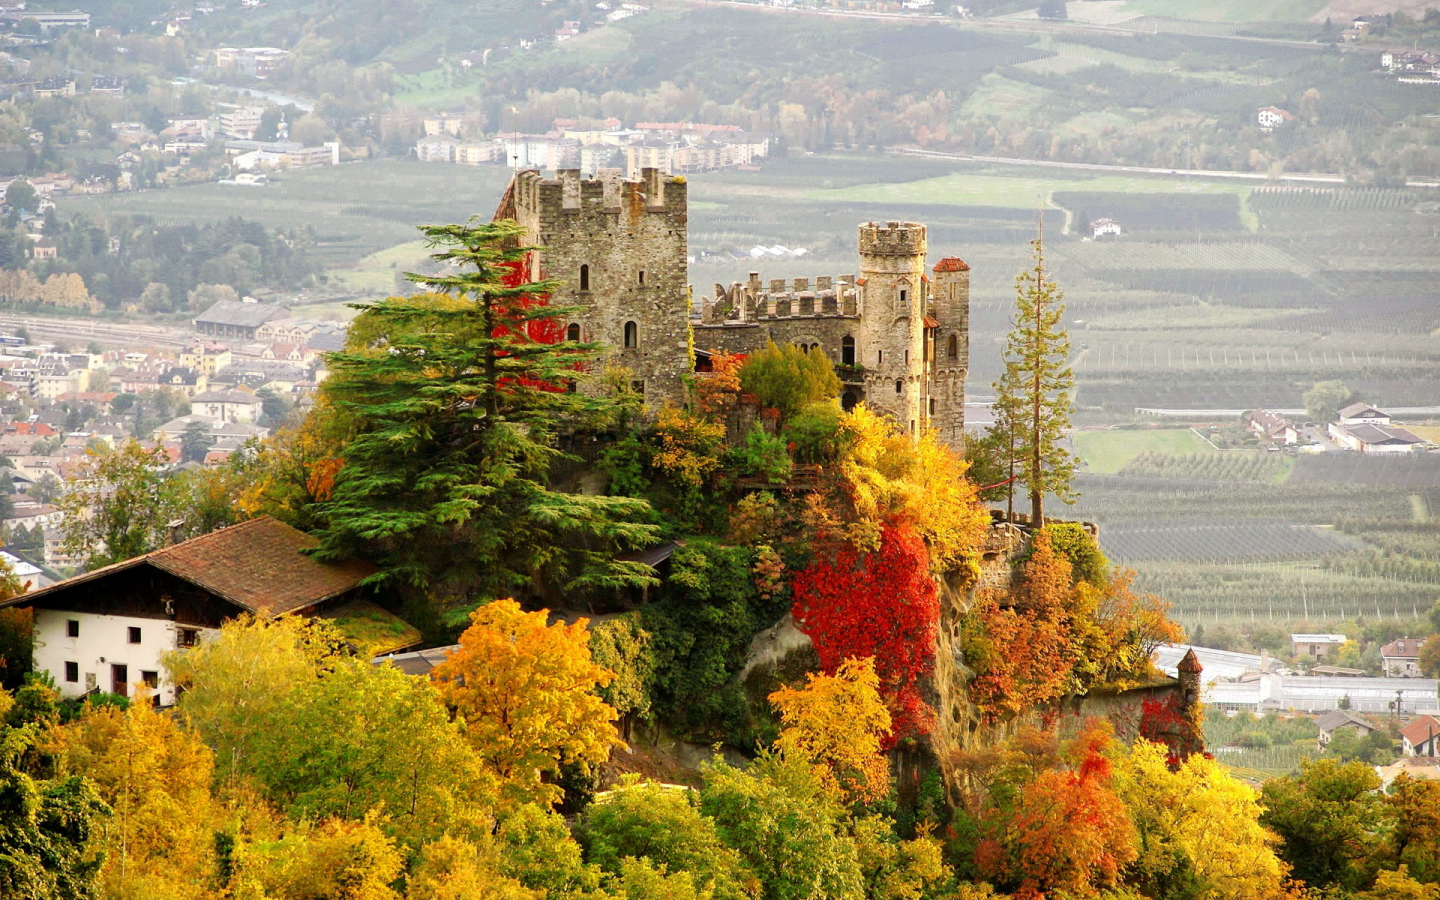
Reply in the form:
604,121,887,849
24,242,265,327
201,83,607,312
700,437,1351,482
313,218,660,611
992,228,1076,524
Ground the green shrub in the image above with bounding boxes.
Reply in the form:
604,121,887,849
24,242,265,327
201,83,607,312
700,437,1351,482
782,401,846,464
738,341,841,422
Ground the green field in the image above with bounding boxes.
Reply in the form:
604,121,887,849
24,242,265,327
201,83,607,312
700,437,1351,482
1073,428,1212,473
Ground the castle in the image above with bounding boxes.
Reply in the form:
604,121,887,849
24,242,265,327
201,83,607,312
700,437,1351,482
497,167,970,447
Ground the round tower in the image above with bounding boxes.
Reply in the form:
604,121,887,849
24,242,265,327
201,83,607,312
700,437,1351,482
856,221,928,435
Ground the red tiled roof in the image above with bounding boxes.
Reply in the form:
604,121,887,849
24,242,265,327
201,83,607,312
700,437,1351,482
933,257,969,273
1403,716,1440,747
1383,637,1426,658
3,517,376,618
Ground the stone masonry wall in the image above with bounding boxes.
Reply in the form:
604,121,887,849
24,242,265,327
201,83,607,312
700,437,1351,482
508,168,691,405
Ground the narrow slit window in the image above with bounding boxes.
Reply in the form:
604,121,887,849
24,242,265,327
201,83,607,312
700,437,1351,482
579,264,590,291
638,270,645,286
948,334,958,359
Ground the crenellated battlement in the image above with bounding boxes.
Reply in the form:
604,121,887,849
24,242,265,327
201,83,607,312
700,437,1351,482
699,271,860,325
510,167,687,222
858,220,926,257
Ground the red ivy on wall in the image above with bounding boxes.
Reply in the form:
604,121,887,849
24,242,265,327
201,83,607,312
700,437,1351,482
791,520,938,742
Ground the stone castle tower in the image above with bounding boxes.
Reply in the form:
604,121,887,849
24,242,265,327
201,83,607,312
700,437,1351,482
498,167,691,402
494,170,970,446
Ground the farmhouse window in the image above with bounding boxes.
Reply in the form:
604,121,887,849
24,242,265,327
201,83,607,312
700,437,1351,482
66,619,80,638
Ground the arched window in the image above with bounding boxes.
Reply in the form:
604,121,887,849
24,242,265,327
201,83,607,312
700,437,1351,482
579,264,590,291
894,379,903,394
948,334,958,359
841,390,858,411
623,321,638,349
566,323,581,342
841,335,855,366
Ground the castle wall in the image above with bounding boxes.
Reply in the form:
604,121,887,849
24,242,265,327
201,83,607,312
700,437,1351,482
692,225,969,448
508,168,691,405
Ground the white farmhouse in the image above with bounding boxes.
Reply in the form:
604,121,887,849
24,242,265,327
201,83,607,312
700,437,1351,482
1257,106,1295,130
1090,218,1122,238
0,517,417,706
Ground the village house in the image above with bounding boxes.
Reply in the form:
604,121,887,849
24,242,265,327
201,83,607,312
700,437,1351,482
160,367,208,397
1328,404,1423,453
1383,638,1428,678
1090,218,1122,238
1316,709,1375,748
1293,633,1347,658
1248,408,1299,444
0,517,419,705
1257,106,1295,130
179,341,233,377
1402,715,1440,757
191,389,263,424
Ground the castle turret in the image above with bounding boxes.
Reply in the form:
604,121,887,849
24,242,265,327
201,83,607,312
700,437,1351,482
502,167,690,406
856,222,928,434
930,257,970,448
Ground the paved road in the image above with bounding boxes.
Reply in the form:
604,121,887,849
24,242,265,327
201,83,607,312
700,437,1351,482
889,146,1440,189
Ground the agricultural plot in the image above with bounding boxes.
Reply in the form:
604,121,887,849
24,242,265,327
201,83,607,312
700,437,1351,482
1051,192,1245,233
1071,428,1210,473
1119,451,1291,482
1099,520,1361,563
1290,454,1440,489
70,161,513,272
1128,561,1440,623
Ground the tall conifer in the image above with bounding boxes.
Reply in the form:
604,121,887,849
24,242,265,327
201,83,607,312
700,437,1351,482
992,226,1076,524
314,218,659,610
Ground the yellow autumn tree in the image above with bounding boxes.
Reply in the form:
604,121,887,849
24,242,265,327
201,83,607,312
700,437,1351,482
431,599,622,807
50,699,219,900
1116,739,1288,900
406,835,540,900
769,656,892,804
232,812,405,900
837,405,988,574
165,614,341,782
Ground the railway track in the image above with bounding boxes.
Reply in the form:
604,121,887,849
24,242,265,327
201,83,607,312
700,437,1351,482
0,313,193,350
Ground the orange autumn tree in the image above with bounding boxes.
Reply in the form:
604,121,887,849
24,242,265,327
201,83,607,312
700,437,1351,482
431,599,622,807
769,657,893,805
962,529,1179,724
975,722,1138,900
